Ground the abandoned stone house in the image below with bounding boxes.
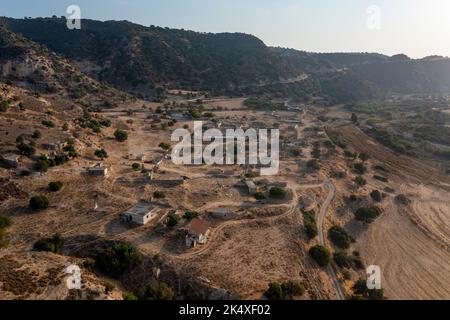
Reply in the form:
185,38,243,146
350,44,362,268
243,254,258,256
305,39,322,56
185,219,211,247
244,180,257,195
87,164,109,177
1,153,20,168
121,202,161,225
211,207,232,219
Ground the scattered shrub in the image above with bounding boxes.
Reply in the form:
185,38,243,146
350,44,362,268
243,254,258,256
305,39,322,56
354,207,382,223
139,282,174,300
29,195,49,211
254,192,266,200
352,278,385,300
265,282,283,300
114,129,128,142
17,142,35,157
0,215,12,229
354,176,367,187
42,120,55,128
159,142,171,151
303,211,318,239
395,194,411,206
370,190,382,202
33,234,64,254
328,226,351,249
153,191,165,199
132,163,141,170
166,212,180,228
183,211,199,220
358,152,370,162
48,181,64,192
269,187,286,199
373,175,389,183
333,251,352,268
95,243,142,278
309,245,331,267
95,149,108,160
32,130,41,139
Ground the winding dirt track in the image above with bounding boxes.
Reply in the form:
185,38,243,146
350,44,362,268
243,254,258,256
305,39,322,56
316,180,345,300
162,179,345,299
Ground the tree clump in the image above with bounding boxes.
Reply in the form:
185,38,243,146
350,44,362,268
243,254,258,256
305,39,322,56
29,195,50,211
95,242,142,278
309,245,331,267
354,207,382,223
33,234,64,254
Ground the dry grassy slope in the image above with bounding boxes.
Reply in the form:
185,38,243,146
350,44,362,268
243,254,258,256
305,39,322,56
0,25,129,106
0,251,123,300
337,125,450,300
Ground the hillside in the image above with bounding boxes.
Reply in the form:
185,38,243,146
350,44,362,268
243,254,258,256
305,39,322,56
0,21,129,107
2,17,450,103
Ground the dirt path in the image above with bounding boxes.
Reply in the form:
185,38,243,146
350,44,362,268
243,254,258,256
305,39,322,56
316,180,345,300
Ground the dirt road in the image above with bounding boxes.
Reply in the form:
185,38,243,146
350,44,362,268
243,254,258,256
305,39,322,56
316,180,346,300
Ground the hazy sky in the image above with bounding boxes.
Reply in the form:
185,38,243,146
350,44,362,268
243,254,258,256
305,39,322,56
2,0,450,58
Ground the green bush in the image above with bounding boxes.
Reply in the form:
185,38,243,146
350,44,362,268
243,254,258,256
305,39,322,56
132,163,141,170
358,152,370,162
33,234,64,254
32,130,42,139
354,163,367,175
306,159,320,171
309,245,331,267
265,282,283,300
354,207,382,223
42,120,55,128
303,211,318,239
95,149,108,159
166,213,180,228
281,281,305,298
269,187,286,199
64,144,78,158
354,176,367,187
114,129,128,142
29,195,49,211
153,191,166,199
158,142,171,151
265,281,305,300
395,194,411,206
0,215,12,229
333,251,352,268
373,175,389,183
328,226,351,249
183,211,199,220
17,142,35,157
48,181,64,192
254,192,266,200
352,278,385,300
95,243,142,278
370,190,382,202
139,282,174,300
123,292,138,300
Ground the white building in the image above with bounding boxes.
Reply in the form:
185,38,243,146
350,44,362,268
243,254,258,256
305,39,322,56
186,219,211,247
122,202,161,225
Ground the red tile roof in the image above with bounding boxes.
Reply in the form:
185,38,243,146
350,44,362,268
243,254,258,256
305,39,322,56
188,219,210,235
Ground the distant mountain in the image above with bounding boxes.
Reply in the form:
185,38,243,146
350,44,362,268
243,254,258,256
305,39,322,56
2,17,450,102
